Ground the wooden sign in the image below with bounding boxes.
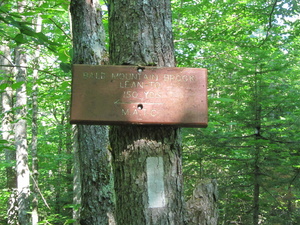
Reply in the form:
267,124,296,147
70,65,208,127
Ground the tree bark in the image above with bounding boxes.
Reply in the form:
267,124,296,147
14,47,30,225
252,72,262,225
14,2,30,224
15,40,30,225
108,0,184,224
110,127,184,224
185,179,218,225
1,44,18,225
73,128,81,225
31,13,42,225
253,164,260,225
70,0,114,224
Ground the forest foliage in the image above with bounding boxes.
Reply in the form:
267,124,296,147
0,0,299,224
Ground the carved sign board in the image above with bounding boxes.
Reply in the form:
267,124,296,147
70,65,208,127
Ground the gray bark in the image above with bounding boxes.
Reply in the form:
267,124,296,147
72,128,81,225
70,0,114,224
108,0,184,224
108,0,175,67
14,1,31,224
109,127,184,224
31,13,42,225
1,44,18,225
185,179,218,225
15,43,30,225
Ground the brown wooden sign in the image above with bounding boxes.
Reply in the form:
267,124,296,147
70,65,208,127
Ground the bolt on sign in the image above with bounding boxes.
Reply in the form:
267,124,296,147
70,65,208,127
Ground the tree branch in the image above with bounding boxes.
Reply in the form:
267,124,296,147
258,0,278,47
49,18,72,40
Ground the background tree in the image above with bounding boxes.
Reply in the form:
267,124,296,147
14,0,30,223
1,43,17,225
70,0,114,224
31,11,42,225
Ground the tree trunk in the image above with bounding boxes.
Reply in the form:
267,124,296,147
31,13,42,225
14,2,30,224
15,40,30,225
252,72,262,225
70,0,114,224
185,179,218,225
1,44,18,225
253,164,260,225
108,0,184,224
253,134,261,225
73,127,81,225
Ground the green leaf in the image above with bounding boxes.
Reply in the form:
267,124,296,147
0,83,8,90
11,81,25,90
59,63,71,73
14,33,27,44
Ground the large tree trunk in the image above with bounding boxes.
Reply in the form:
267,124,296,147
108,0,184,224
1,44,18,225
70,0,114,224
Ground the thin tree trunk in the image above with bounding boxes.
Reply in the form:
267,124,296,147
73,126,81,225
31,13,42,225
108,0,185,224
253,163,260,225
55,117,63,215
65,103,74,218
14,3,30,224
252,71,262,225
1,44,18,225
253,134,261,225
15,39,30,225
70,0,114,224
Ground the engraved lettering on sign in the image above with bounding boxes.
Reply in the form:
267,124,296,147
83,72,106,79
79,67,205,123
144,91,161,98
144,74,158,81
71,65,208,127
121,109,128,116
111,73,142,80
123,108,140,116
123,91,139,98
163,74,195,82
110,71,165,119
150,110,158,117
119,81,144,88
148,82,160,88
121,108,158,117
